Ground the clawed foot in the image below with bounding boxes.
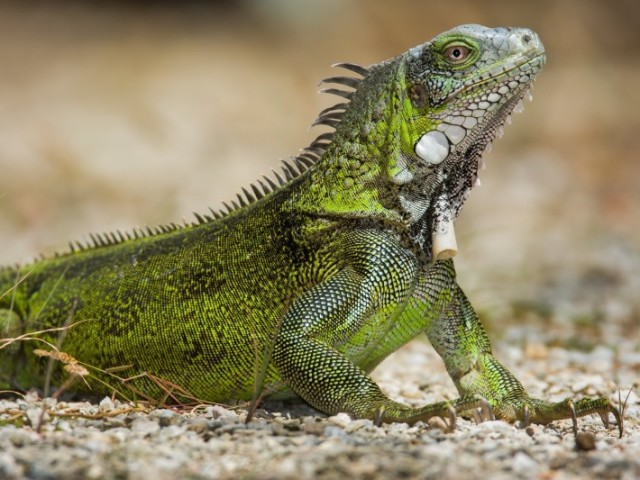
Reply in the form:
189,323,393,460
371,389,623,437
373,394,493,432
515,396,623,438
388,394,623,437
470,395,623,438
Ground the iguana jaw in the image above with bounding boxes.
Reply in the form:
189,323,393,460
446,50,545,206
429,82,537,261
413,26,546,261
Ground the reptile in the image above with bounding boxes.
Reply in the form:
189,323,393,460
0,24,622,435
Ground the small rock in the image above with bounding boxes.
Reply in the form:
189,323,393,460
86,463,105,479
25,407,48,429
575,431,596,451
324,425,348,438
476,420,514,434
157,424,187,440
105,416,127,429
130,417,160,437
56,420,73,433
104,427,130,443
345,460,379,476
302,420,325,435
327,412,352,428
0,451,23,479
98,397,115,412
157,409,180,427
186,418,210,434
511,451,538,474
345,419,372,433
206,405,239,420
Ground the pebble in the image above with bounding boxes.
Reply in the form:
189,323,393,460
186,418,210,434
0,452,22,479
156,409,180,427
0,339,638,479
25,407,48,428
131,417,161,436
98,396,115,412
206,405,238,419
327,412,352,428
511,451,539,474
575,431,597,451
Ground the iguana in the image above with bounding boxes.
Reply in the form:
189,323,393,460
0,24,622,435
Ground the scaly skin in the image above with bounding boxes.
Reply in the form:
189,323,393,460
0,25,622,435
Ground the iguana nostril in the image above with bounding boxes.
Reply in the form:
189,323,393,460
523,34,532,43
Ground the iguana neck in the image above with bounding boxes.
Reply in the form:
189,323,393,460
293,57,438,229
290,57,455,264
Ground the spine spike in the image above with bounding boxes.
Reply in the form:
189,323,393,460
250,183,263,199
319,76,361,89
319,88,353,100
242,186,256,203
317,102,349,117
272,170,286,186
222,201,234,214
236,193,248,207
263,175,278,190
332,62,369,76
194,212,206,224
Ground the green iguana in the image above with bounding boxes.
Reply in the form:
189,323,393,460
0,24,622,435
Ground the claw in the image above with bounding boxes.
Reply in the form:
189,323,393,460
568,400,578,436
479,396,495,421
447,405,457,432
599,411,610,429
472,408,483,425
523,404,530,428
609,401,623,438
373,406,385,427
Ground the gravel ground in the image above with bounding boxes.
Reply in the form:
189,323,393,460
1,333,638,480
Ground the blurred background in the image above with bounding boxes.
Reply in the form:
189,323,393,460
0,0,638,344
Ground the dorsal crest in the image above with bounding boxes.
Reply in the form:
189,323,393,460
63,62,370,254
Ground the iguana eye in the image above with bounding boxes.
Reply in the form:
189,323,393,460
444,45,470,64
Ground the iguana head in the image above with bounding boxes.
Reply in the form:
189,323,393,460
307,25,545,261
398,24,546,259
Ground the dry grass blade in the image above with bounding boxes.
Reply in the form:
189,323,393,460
0,321,89,351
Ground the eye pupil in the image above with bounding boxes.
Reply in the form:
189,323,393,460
445,45,469,63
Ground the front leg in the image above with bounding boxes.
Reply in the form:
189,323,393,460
425,268,623,436
272,232,487,424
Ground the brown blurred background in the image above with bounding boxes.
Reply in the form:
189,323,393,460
0,0,638,340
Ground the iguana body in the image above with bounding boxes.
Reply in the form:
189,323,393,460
0,25,621,433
